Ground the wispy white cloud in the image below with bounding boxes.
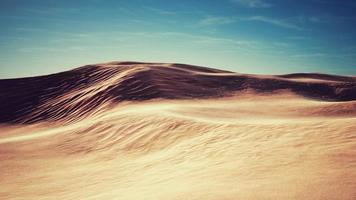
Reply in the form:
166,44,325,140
245,16,303,30
143,6,177,15
198,14,304,30
308,16,324,23
287,36,309,40
311,0,356,7
291,53,327,58
230,0,272,8
14,27,92,38
296,15,331,24
18,46,85,53
296,14,356,25
199,16,236,26
113,31,294,55
290,52,356,59
25,8,81,16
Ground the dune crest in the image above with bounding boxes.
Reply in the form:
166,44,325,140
0,62,355,123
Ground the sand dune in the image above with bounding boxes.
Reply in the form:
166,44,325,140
0,62,355,124
0,62,356,199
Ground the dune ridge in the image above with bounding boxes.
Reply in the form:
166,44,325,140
0,62,355,123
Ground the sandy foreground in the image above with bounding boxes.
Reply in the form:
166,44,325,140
1,92,355,200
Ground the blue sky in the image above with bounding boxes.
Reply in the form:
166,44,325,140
0,0,355,78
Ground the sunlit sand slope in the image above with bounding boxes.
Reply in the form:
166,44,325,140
0,61,355,123
0,62,355,199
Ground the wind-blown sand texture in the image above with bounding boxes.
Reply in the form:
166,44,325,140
1,62,355,199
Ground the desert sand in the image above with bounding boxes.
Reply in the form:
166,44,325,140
0,62,356,199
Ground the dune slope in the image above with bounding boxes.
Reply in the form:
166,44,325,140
0,62,355,123
0,62,355,200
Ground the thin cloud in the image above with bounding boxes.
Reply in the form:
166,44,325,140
18,46,85,53
199,16,236,26
312,0,356,7
291,53,327,58
291,52,356,59
295,14,356,25
287,36,309,40
117,31,292,54
230,0,272,8
25,8,81,16
245,16,303,30
143,6,177,15
13,27,91,38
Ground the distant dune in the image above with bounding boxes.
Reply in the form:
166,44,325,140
0,61,355,123
1,62,355,200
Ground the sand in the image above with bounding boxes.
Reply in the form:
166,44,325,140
0,62,355,199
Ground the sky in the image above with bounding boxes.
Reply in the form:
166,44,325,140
0,0,356,78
